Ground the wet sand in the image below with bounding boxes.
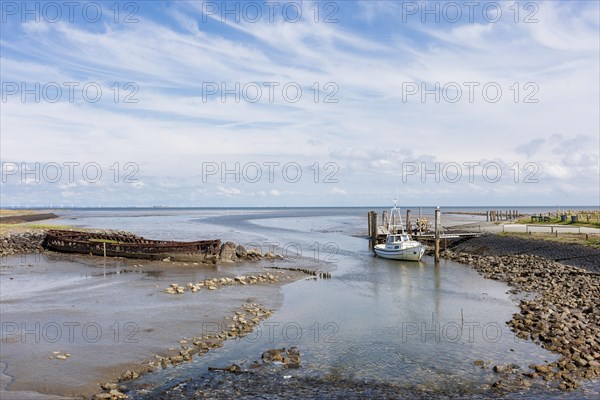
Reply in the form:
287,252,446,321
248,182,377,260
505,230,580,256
0,251,310,398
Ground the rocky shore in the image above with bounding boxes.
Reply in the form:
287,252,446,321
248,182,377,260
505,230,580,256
0,231,46,257
442,238,600,391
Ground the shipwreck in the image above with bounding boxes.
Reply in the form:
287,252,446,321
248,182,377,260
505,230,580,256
43,230,221,263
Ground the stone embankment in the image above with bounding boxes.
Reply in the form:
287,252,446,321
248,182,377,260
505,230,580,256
451,233,600,273
443,247,600,390
0,212,58,224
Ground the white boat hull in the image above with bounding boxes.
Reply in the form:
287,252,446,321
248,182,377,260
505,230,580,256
374,243,425,261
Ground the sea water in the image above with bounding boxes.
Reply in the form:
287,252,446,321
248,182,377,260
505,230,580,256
33,207,600,398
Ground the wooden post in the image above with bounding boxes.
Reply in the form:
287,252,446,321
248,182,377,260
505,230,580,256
369,212,378,250
382,210,388,229
367,211,372,238
406,209,412,233
373,211,378,241
103,242,107,258
434,207,441,263
486,211,490,222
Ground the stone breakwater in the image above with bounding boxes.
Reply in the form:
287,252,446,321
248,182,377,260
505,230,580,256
443,248,600,390
0,231,46,257
165,273,286,294
92,302,274,400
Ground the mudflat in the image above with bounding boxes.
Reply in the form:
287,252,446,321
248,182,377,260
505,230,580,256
0,252,306,398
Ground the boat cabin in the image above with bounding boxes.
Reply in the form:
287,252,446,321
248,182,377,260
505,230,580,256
387,234,411,244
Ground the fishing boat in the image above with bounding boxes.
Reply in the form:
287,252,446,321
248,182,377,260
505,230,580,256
43,230,221,263
373,201,426,261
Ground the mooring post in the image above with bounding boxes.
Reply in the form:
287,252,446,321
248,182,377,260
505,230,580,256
103,242,107,258
434,207,441,263
382,210,388,229
369,211,378,250
406,209,412,233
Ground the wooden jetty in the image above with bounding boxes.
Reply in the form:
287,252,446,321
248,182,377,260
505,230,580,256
444,210,523,222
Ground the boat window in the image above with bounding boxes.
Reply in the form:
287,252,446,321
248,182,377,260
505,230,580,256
394,246,400,249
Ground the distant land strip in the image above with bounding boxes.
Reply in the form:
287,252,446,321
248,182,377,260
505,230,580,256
0,213,59,224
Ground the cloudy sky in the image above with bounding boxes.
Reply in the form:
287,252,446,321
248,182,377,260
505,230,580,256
1,0,598,207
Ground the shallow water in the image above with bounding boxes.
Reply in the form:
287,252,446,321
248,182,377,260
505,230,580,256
5,208,600,398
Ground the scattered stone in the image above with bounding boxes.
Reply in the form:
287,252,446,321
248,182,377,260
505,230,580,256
109,389,127,399
208,364,242,374
102,382,119,390
92,393,113,400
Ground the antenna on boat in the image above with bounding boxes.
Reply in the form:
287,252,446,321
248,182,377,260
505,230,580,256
387,199,406,235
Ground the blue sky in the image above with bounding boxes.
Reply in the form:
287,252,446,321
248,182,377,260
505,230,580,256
1,1,599,207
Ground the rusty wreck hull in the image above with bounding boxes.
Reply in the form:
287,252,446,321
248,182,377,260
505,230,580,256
43,230,221,263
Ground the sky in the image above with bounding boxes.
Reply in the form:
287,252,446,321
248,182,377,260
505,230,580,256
1,0,599,207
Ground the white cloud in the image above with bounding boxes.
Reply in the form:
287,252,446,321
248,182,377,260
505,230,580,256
330,187,347,195
217,186,242,196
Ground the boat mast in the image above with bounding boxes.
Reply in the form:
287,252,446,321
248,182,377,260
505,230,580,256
387,199,406,234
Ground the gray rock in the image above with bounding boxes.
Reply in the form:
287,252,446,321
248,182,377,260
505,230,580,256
219,242,238,262
235,245,247,258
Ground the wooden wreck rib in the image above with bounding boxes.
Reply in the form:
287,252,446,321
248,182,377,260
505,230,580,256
43,230,221,263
